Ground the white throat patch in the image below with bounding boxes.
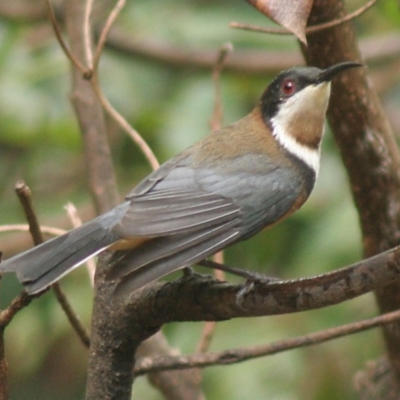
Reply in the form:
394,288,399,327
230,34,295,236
270,82,331,174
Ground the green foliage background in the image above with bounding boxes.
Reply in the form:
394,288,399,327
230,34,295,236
0,0,399,399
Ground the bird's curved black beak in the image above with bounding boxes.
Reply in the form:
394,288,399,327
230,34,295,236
317,61,362,83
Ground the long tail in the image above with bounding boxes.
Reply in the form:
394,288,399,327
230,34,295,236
0,213,122,294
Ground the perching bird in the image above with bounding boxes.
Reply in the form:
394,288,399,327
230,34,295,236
0,62,361,297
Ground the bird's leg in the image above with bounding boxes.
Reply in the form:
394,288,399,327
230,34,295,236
197,259,280,282
178,266,211,282
196,259,282,308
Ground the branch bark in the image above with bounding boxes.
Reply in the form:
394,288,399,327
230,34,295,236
85,253,150,400
134,309,400,375
302,0,400,385
123,244,400,323
137,333,205,400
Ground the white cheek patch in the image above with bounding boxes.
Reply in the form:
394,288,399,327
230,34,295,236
271,123,322,173
270,82,331,175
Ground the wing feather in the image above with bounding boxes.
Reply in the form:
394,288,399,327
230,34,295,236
113,195,239,237
109,219,239,280
113,221,241,296
106,151,308,295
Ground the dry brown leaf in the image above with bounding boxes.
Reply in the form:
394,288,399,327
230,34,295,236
247,0,314,44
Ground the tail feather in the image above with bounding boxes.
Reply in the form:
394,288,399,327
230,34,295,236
0,218,120,294
113,220,240,297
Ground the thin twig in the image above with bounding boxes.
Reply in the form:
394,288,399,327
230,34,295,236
306,0,377,34
230,0,377,36
195,258,224,354
212,252,226,285
0,224,66,236
0,292,34,327
86,0,159,171
52,284,91,347
83,0,94,68
209,43,233,132
15,181,44,245
91,77,160,170
45,0,87,73
92,0,126,73
195,322,218,354
46,0,158,171
135,308,400,374
209,43,232,282
64,202,83,228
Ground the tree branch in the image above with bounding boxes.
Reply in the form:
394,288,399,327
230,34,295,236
76,241,400,390
302,0,400,383
123,244,400,325
137,332,205,400
134,308,400,375
85,253,143,400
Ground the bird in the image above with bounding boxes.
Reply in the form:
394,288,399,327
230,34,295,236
0,61,361,297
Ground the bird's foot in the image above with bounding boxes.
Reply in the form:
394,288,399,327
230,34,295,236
235,274,280,308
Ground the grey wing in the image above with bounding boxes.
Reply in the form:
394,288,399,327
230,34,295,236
112,159,242,238
116,153,303,238
109,159,243,293
108,154,304,295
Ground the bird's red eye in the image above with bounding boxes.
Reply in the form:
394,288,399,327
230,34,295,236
282,79,296,96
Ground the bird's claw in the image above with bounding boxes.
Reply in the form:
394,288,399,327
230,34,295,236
235,275,280,309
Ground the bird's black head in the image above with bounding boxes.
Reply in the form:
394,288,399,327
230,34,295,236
260,62,361,124
257,62,361,174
